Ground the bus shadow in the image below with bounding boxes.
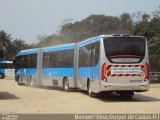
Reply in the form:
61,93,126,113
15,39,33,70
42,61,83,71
97,93,160,102
24,85,77,92
0,91,20,100
25,86,160,102
79,90,160,102
31,86,65,92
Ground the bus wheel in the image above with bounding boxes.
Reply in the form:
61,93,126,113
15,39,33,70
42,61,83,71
15,75,19,82
87,81,95,97
0,74,4,79
63,78,70,92
30,79,34,86
29,76,34,86
119,91,134,98
17,77,22,86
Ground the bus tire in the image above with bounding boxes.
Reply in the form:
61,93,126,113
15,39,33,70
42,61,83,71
87,80,95,97
63,78,70,92
0,74,4,79
29,76,34,86
17,77,23,86
30,79,35,86
15,75,19,82
0,74,2,79
119,91,134,98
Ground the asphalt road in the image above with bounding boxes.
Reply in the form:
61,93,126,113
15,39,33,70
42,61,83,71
0,79,160,114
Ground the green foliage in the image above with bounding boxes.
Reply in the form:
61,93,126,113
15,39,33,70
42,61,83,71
133,20,160,40
38,14,133,46
60,14,133,42
0,31,32,60
120,13,133,29
132,9,160,71
148,35,160,71
7,39,32,60
0,30,12,59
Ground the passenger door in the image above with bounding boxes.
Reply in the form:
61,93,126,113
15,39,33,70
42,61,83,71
78,42,94,89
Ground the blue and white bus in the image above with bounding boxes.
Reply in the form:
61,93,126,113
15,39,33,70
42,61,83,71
0,61,14,79
14,34,150,97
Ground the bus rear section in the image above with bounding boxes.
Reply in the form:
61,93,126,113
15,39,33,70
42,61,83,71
99,36,149,97
0,61,14,79
14,49,38,85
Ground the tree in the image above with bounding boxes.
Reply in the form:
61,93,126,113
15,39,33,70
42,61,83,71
0,30,32,60
131,11,144,22
142,14,150,22
120,13,133,30
0,30,12,59
4,39,32,60
59,14,131,43
152,10,160,21
132,20,160,40
148,35,160,71
12,39,30,53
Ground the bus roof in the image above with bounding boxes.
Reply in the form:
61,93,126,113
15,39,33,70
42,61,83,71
16,43,75,56
0,61,13,63
16,34,146,56
79,36,101,46
16,48,39,56
79,34,146,47
99,34,146,39
42,43,75,53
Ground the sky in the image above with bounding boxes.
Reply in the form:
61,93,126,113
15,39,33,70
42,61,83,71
0,0,160,44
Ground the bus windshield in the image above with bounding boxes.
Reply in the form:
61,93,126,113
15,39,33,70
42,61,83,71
103,37,146,62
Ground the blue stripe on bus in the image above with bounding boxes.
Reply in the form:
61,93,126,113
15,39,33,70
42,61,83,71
42,68,74,77
16,49,38,56
15,68,36,76
79,37,100,47
0,61,13,63
42,44,75,53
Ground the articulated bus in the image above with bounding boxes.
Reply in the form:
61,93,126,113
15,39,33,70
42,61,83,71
14,34,150,97
0,61,14,79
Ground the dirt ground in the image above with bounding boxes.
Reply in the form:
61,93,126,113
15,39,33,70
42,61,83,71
0,79,160,114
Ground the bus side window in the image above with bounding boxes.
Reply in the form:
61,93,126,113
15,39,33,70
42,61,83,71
23,56,27,68
5,63,13,69
19,56,23,68
27,55,30,68
93,42,100,66
79,44,92,67
33,54,37,68
29,54,37,68
51,52,57,68
43,53,49,68
0,63,4,68
17,57,20,69
79,42,100,67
